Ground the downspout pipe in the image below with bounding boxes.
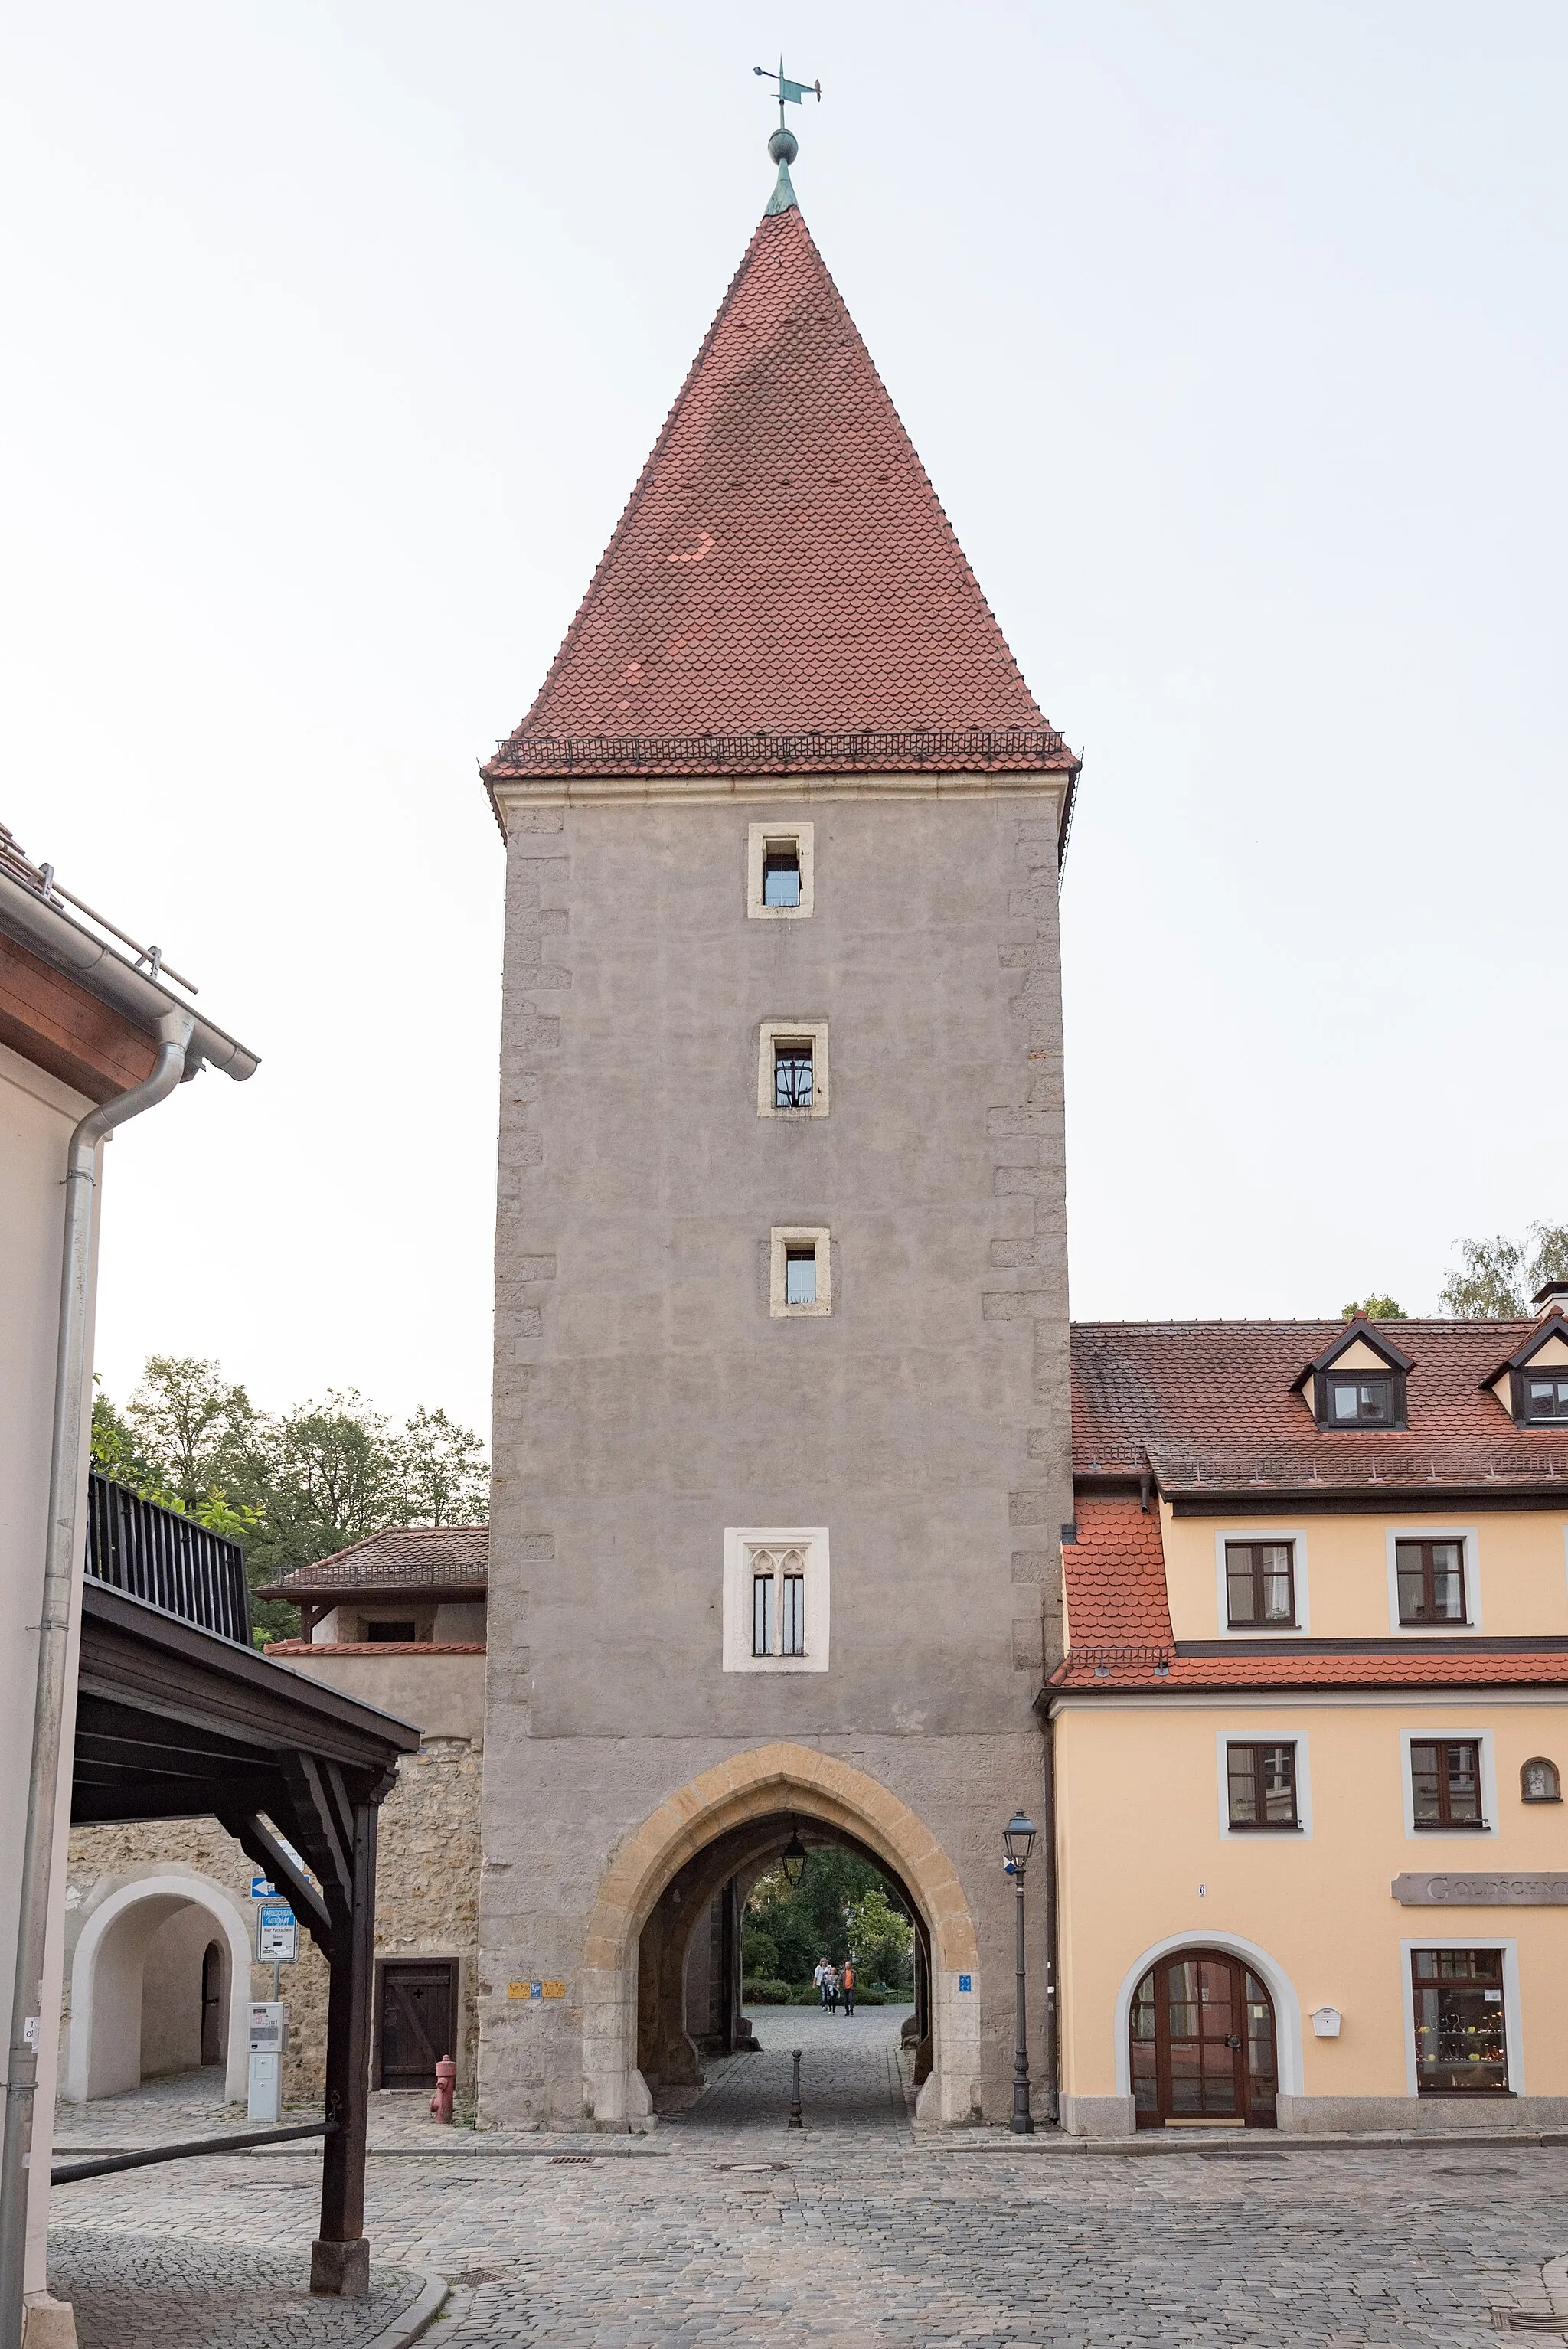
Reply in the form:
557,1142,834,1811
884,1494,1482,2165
1038,1696,1060,2125
0,1006,194,2349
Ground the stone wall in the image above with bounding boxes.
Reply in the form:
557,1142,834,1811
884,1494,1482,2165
65,1733,483,2103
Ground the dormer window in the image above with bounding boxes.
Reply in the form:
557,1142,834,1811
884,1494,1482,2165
1325,1373,1396,1426
1481,1309,1568,1429
1521,1374,1568,1426
1298,1319,1413,1432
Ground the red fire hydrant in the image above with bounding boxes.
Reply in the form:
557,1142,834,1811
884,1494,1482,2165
430,2053,456,2124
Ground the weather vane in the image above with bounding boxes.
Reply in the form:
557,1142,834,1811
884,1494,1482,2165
753,59,822,129
753,58,821,216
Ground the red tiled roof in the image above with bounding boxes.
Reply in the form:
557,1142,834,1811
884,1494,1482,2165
1072,1320,1568,1495
1053,1645,1568,1694
1063,1495,1173,1651
485,204,1073,785
1055,1498,1568,1694
255,1527,488,1599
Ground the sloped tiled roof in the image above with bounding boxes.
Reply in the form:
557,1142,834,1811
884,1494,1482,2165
484,204,1075,786
256,1527,488,1598
1072,1320,1568,1495
1055,1498,1568,1695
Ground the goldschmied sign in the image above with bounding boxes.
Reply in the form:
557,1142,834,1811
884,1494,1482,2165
506,1981,567,2001
1392,1871,1568,1906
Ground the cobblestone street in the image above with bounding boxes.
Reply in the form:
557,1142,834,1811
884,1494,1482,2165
47,2008,1568,2347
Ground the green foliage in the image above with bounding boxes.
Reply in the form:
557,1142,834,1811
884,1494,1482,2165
93,1356,488,1645
744,1848,915,1991
1340,1295,1404,1322
1439,1224,1568,1318
740,1978,792,2004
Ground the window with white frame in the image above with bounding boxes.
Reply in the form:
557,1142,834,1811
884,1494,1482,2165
757,1021,830,1118
1387,1528,1481,1632
1400,1728,1497,1838
770,1227,831,1317
723,1527,829,1672
746,822,815,919
1216,1729,1312,1837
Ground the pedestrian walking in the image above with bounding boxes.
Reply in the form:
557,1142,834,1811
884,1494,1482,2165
841,1959,856,2017
828,1965,839,2014
814,1959,831,2010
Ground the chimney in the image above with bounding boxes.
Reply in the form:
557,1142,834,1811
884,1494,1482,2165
1532,1281,1568,1318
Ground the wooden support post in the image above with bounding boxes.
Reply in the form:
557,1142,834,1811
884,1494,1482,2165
312,1795,377,2297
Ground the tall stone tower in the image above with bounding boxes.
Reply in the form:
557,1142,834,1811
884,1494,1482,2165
478,135,1080,2128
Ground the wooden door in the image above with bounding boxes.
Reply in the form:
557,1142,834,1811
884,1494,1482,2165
1130,1949,1277,2128
377,1960,457,2090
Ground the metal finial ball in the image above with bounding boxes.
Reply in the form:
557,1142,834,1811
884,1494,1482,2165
768,126,799,165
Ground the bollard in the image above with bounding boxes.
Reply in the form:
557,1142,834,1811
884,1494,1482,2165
430,2053,456,2124
789,2047,802,2129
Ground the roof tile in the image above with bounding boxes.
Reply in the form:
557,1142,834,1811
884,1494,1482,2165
485,205,1070,781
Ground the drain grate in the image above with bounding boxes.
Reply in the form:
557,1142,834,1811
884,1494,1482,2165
451,2268,508,2287
550,2154,593,2164
1494,2317,1568,2333
1197,2151,1286,2163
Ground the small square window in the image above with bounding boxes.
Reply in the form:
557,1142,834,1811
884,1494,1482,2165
747,822,814,918
364,1619,417,1644
1225,1541,1296,1629
1325,1373,1396,1426
1226,1741,1298,1831
1396,1538,1468,1625
762,844,801,907
757,1021,829,1117
770,1228,831,1316
785,1246,817,1305
1520,1374,1568,1426
1410,1740,1485,1828
774,1041,814,1110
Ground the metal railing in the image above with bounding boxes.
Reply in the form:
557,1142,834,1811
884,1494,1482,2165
85,1474,252,1645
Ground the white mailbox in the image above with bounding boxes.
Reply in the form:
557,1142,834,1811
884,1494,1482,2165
247,2001,288,2122
1310,2004,1342,2038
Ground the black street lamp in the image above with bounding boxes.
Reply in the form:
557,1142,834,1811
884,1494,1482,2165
780,1822,808,1890
1003,1809,1037,2135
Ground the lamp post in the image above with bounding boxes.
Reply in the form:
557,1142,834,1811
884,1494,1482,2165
1002,1809,1037,2135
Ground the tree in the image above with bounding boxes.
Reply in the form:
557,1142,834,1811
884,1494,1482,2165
1439,1224,1568,1318
393,1406,489,1526
93,1357,489,1647
125,1355,256,1511
744,1848,913,1988
1341,1295,1404,1321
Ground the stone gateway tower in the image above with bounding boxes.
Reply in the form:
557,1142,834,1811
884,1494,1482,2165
478,146,1080,2128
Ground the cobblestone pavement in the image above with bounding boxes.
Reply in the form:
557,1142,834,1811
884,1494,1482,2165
48,2226,423,2349
47,2008,1568,2347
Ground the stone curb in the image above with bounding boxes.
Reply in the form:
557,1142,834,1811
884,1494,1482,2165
361,2272,449,2349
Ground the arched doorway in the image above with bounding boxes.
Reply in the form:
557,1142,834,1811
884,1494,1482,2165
635,1810,928,2124
65,1874,252,2107
580,1742,981,2127
1129,1947,1278,2128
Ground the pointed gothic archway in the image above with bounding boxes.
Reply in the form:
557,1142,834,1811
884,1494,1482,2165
580,1743,982,2127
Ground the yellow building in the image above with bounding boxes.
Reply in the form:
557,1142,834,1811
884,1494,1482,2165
1052,1304,1568,2135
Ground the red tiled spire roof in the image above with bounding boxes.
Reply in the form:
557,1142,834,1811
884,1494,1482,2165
485,204,1074,785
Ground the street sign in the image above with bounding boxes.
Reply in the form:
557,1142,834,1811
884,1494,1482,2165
256,1902,298,1962
250,1874,275,1899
